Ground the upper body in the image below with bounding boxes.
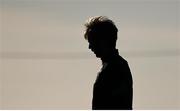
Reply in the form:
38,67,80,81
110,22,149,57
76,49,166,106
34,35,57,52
84,16,133,110
92,49,133,110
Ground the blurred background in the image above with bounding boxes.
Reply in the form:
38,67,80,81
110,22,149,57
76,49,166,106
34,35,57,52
0,0,180,109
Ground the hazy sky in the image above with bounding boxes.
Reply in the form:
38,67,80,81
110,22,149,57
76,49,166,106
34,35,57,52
1,0,180,109
2,0,179,52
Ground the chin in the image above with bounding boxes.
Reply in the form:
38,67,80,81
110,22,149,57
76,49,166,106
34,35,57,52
95,55,100,58
95,54,101,58
93,51,101,58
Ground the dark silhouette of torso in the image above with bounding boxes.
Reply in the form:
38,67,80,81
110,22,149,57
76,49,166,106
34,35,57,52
92,50,133,110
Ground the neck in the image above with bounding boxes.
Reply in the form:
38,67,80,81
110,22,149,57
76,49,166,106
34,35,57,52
101,49,119,63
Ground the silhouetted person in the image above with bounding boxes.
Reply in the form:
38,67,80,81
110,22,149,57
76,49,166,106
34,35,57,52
84,16,133,110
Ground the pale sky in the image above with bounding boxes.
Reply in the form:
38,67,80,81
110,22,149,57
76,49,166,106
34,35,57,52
0,0,180,109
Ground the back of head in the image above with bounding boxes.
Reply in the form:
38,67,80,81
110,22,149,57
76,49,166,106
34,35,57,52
84,16,118,47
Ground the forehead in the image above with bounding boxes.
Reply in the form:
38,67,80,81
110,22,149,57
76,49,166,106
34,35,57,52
86,28,102,41
87,33,101,44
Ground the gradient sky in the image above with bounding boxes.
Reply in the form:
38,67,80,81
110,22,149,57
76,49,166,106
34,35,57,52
0,0,180,109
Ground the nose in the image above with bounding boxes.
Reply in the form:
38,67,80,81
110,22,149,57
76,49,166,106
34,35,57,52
88,44,92,49
89,44,94,52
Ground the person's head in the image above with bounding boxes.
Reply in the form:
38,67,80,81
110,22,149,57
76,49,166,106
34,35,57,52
84,16,118,58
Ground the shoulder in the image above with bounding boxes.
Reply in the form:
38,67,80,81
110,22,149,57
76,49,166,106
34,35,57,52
107,55,132,78
110,55,129,69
